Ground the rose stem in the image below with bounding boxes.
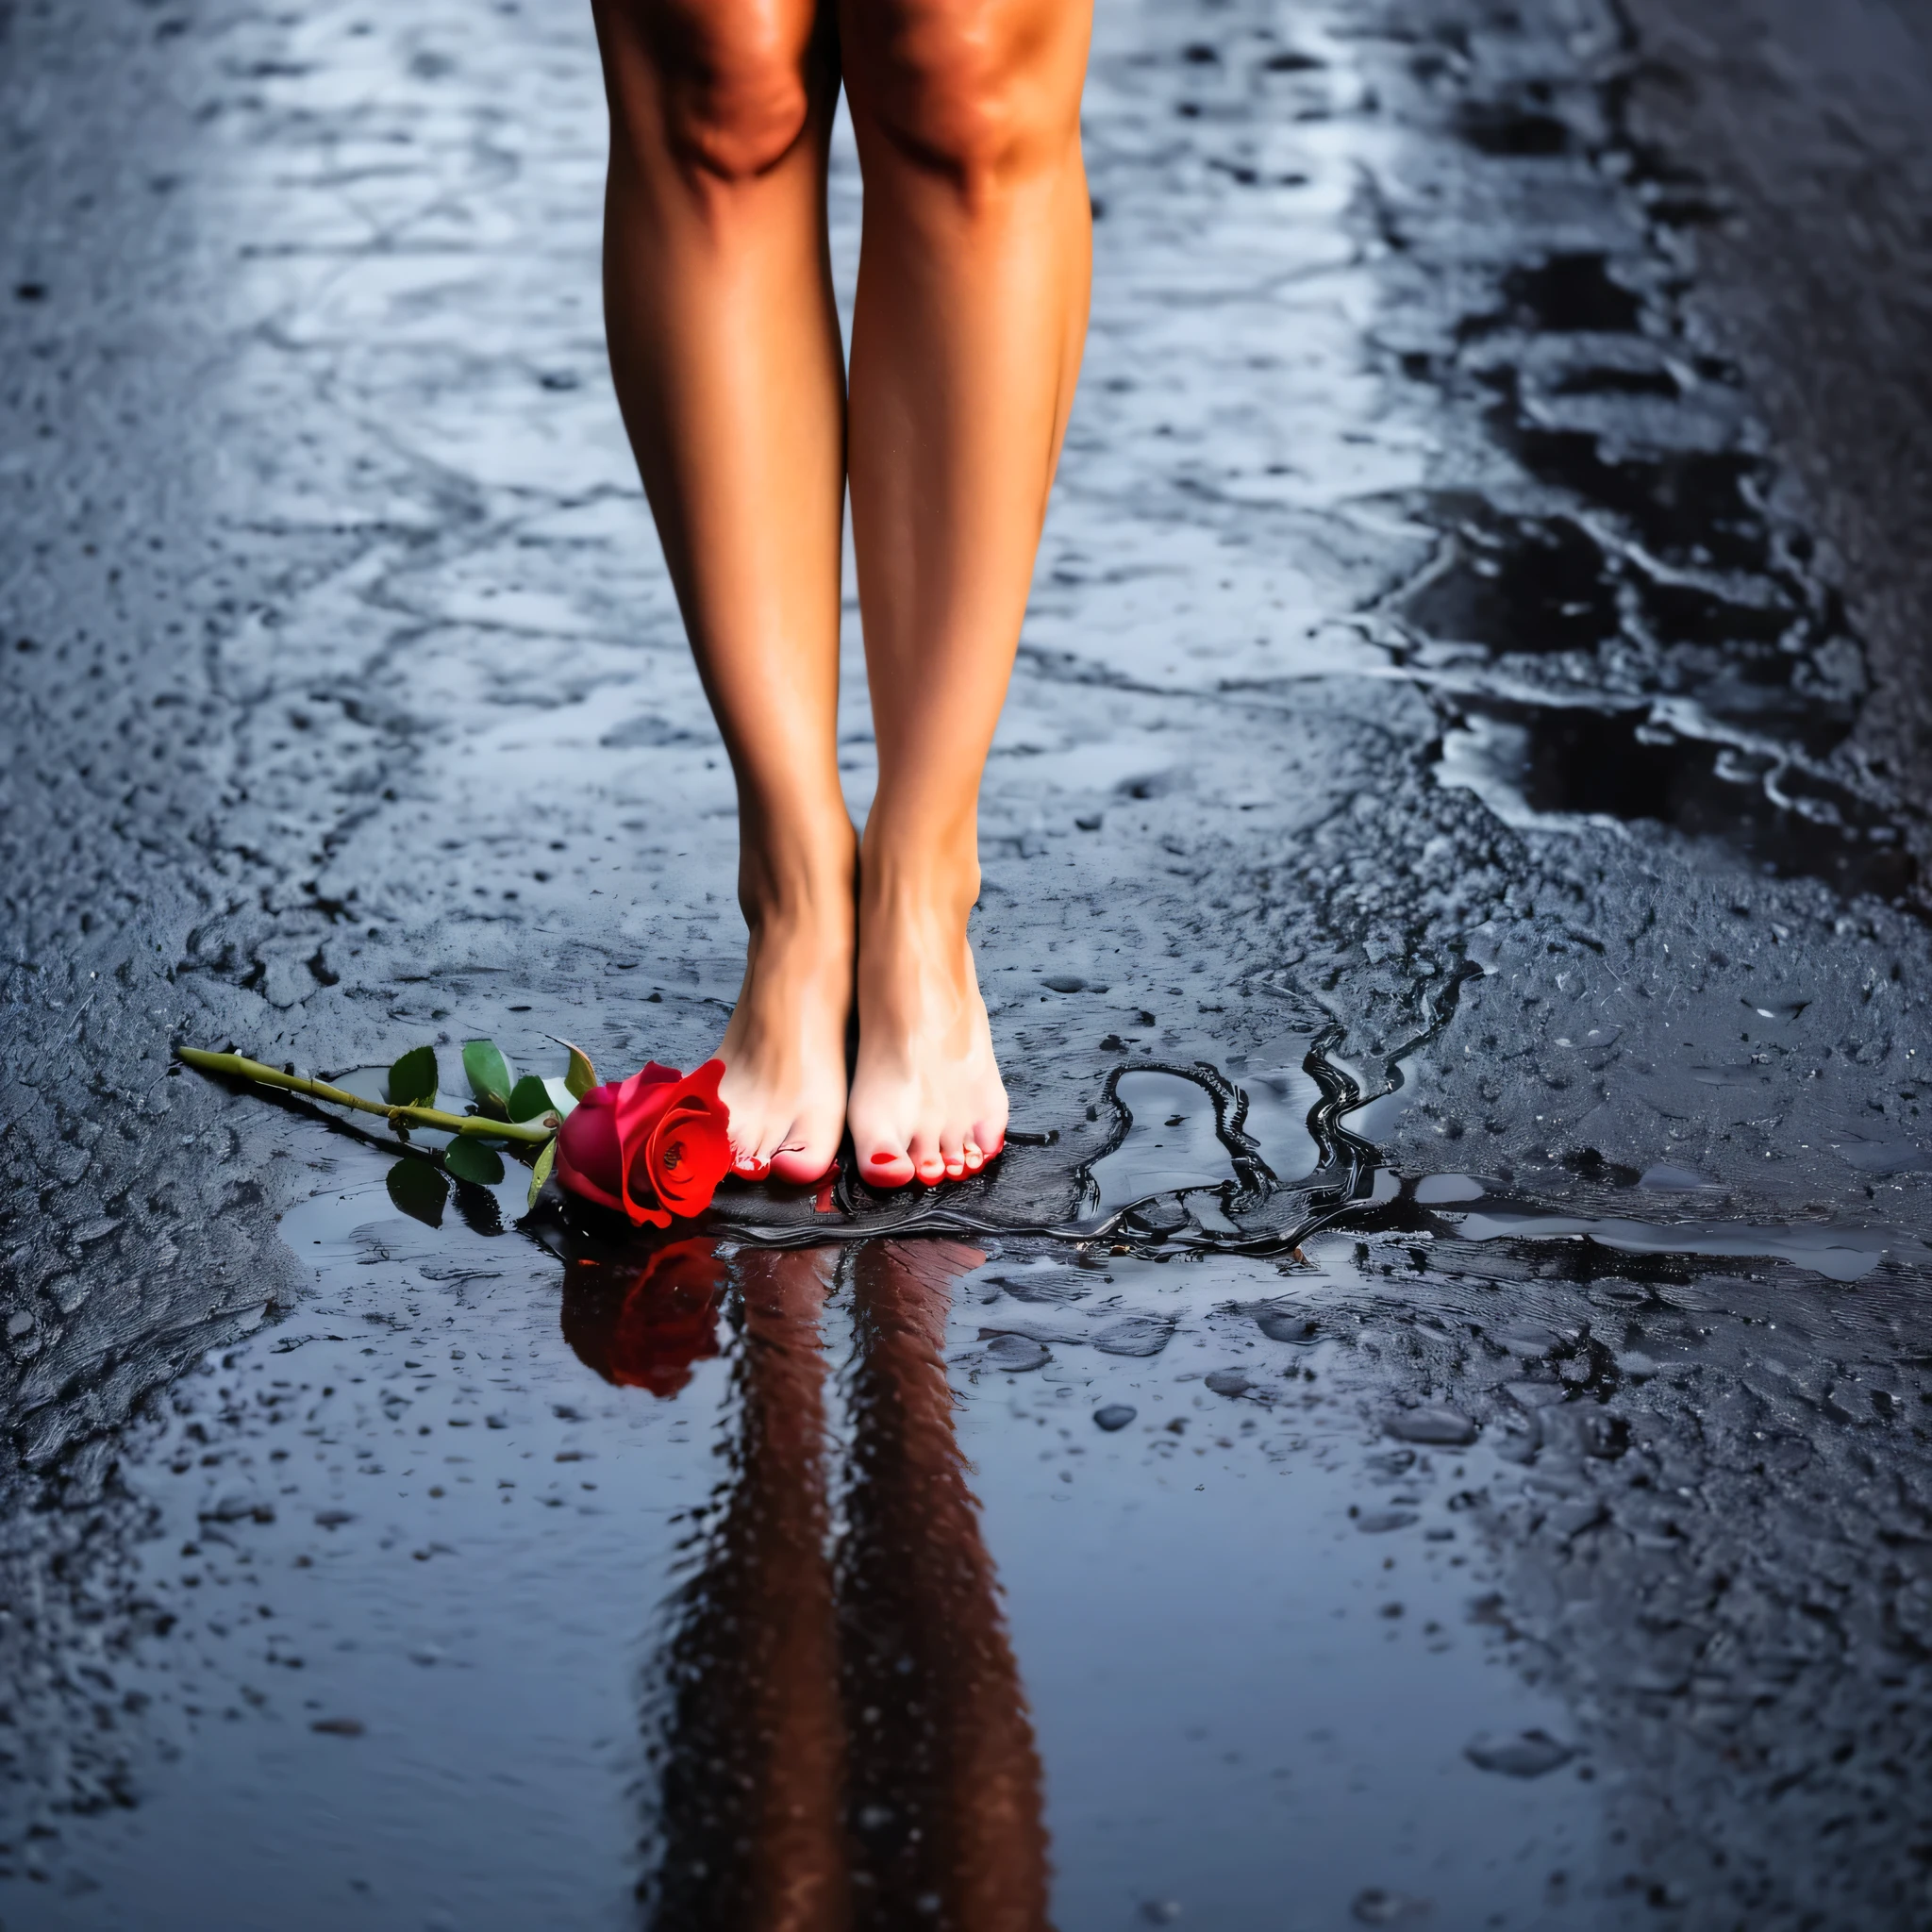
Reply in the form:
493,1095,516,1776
175,1047,555,1146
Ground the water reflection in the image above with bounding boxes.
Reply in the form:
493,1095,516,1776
561,1238,729,1398
562,1240,1051,1931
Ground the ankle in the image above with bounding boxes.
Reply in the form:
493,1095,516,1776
738,824,858,935
859,841,981,926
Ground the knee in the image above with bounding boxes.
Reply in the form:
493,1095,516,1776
604,0,818,182
854,0,1084,192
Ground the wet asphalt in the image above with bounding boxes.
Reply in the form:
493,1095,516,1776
6,0,1932,1926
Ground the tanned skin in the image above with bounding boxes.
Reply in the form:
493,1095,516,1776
591,0,1092,1188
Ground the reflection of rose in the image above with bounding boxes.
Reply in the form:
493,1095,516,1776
559,1239,725,1398
554,1060,730,1227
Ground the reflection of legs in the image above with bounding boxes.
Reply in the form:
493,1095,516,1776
592,0,853,1185
646,1247,849,1932
839,0,1095,1189
841,1241,1052,1929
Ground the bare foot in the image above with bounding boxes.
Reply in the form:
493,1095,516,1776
847,877,1008,1189
715,863,855,1188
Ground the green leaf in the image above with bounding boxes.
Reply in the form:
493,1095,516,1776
444,1138,506,1186
462,1040,514,1113
558,1038,597,1100
386,1044,439,1108
387,1158,447,1227
526,1137,557,1210
507,1074,555,1123
541,1075,578,1119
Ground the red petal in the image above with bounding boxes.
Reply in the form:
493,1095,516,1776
613,1067,683,1224
557,1094,624,1201
555,1132,626,1216
642,1061,731,1218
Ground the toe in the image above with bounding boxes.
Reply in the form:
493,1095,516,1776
908,1131,946,1186
771,1139,835,1186
962,1141,985,1173
972,1117,1007,1161
729,1134,772,1179
862,1145,917,1189
939,1124,967,1180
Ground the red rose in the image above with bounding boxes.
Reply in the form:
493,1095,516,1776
553,1059,731,1226
559,1239,725,1397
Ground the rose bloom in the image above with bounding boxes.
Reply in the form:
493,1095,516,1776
554,1060,731,1227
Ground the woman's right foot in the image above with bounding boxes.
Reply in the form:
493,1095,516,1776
713,848,856,1188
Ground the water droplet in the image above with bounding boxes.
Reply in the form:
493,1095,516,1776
1352,1886,1434,1924
1254,1306,1322,1344
1092,1314,1175,1357
1385,1407,1478,1446
1464,1728,1575,1777
982,1334,1049,1373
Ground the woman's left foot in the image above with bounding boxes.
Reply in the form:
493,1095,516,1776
847,879,1008,1189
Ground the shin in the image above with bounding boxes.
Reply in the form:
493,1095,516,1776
593,0,857,1182
841,0,1094,1185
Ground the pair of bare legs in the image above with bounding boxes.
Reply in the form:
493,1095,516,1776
591,0,1093,1189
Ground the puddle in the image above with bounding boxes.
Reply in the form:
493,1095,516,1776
1228,1040,1323,1187
1388,45,1924,915
1436,699,1917,898
29,1191,1611,1930
1504,431,1774,577
1400,508,1619,658
1476,251,1647,336
1447,1206,1927,1284
1086,1069,1238,1214
1455,99,1574,158
52,1127,1921,1923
